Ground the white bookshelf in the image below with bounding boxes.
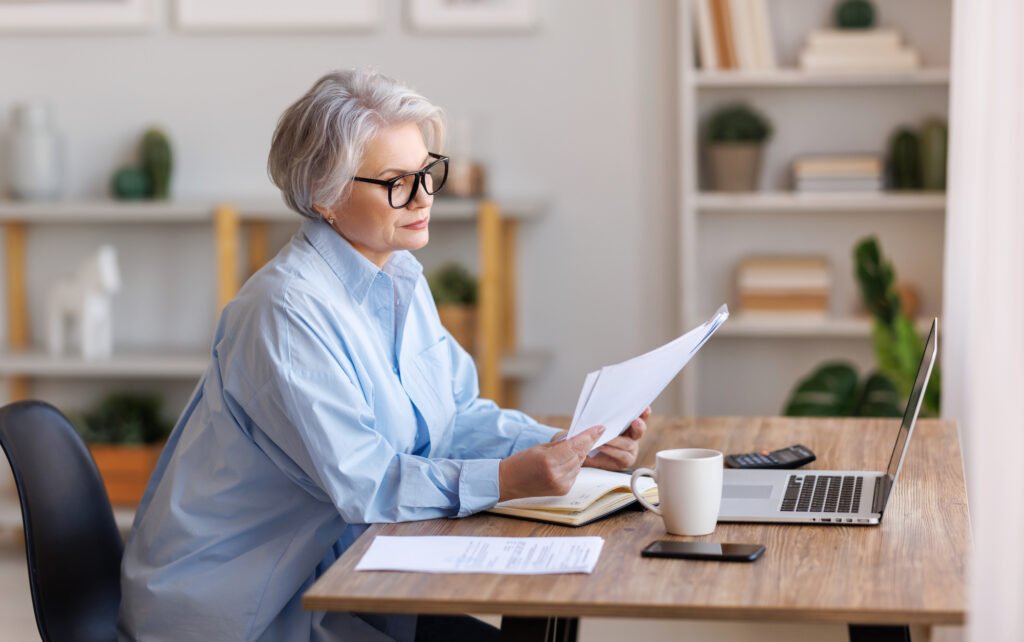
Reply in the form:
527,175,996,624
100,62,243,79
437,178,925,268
677,0,951,416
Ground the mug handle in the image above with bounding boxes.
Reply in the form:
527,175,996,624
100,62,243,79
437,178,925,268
630,467,661,515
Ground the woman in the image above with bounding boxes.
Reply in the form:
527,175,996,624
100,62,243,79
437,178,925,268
118,69,649,642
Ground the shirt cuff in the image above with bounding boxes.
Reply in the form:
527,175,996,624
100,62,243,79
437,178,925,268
455,458,501,518
509,423,562,455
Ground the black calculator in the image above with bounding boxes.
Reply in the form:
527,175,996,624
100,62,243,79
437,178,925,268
725,444,816,469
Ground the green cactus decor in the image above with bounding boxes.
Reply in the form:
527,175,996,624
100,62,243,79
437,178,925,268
836,0,875,29
111,165,152,201
890,128,922,190
920,119,948,191
707,104,772,143
141,128,173,199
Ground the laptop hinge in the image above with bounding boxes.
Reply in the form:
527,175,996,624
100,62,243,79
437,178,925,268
871,475,892,514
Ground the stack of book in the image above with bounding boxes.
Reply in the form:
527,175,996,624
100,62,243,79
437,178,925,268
798,29,921,73
793,155,884,193
694,0,776,71
736,257,831,318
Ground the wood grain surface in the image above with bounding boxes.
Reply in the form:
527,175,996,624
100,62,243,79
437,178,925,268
303,417,969,625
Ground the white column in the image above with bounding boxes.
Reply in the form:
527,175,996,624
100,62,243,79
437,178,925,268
945,1,1024,640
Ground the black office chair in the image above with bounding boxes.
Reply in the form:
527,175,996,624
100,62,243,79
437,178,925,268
0,400,123,642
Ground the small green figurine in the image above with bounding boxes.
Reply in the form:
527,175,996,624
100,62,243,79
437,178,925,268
111,166,152,200
836,0,875,29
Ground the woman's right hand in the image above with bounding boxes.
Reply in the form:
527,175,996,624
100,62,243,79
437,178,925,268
498,425,605,501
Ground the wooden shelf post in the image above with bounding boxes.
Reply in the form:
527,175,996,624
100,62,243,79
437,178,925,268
4,221,30,400
214,204,241,312
477,201,503,404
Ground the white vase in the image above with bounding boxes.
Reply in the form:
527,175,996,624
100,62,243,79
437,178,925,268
9,101,63,201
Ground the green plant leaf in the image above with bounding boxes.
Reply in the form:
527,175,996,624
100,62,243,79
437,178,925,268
854,372,903,417
783,362,860,416
707,104,772,143
428,262,478,305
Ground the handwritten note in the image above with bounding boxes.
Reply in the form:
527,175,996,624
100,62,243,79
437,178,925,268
355,536,604,574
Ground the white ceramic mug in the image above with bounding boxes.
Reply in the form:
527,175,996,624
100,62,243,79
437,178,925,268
629,448,724,536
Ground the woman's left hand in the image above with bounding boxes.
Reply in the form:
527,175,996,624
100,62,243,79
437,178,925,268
549,407,650,472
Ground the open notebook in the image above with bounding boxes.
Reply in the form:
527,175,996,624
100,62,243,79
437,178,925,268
488,468,659,527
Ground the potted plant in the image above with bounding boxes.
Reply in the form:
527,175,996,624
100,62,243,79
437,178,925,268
73,392,172,506
706,103,773,192
428,262,478,355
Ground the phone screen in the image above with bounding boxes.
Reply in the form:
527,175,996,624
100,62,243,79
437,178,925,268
642,541,765,561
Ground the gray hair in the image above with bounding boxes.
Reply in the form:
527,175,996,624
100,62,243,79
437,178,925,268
267,69,446,219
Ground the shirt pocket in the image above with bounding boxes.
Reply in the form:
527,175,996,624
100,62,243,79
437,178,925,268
409,337,458,446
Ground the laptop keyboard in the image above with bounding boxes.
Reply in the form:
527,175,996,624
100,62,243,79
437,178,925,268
779,475,864,513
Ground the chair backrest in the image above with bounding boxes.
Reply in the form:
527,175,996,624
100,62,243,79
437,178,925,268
0,400,123,642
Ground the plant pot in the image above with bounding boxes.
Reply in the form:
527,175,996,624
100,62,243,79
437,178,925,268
88,443,164,506
708,143,763,192
436,304,477,356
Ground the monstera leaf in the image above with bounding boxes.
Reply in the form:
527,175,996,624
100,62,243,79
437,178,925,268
784,362,903,418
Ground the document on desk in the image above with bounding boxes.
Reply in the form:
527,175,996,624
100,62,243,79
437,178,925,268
355,536,604,574
568,304,729,450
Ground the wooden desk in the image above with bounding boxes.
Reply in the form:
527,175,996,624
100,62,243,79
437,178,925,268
303,417,969,641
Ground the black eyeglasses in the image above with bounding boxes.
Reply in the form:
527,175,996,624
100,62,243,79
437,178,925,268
352,153,449,209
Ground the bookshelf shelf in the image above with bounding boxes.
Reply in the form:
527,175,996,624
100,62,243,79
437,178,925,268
0,349,548,382
0,197,547,224
694,68,950,88
697,191,947,212
716,315,932,339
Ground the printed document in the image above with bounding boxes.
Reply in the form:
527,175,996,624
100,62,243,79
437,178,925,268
355,536,604,574
567,304,729,449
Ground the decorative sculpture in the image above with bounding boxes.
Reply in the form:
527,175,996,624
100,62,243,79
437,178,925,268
46,245,121,359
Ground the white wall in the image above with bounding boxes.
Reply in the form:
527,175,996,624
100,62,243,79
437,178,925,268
0,0,680,418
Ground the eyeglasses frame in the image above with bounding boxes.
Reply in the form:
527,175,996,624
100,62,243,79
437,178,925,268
352,152,449,209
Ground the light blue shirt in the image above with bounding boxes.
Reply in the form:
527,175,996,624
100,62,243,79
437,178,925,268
118,217,559,641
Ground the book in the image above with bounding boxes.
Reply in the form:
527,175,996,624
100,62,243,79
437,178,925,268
799,49,921,72
711,0,736,69
750,0,776,70
729,0,757,70
695,0,719,70
488,468,659,527
807,28,903,52
796,177,884,193
793,155,883,178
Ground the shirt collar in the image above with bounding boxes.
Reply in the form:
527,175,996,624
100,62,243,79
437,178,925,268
301,217,423,303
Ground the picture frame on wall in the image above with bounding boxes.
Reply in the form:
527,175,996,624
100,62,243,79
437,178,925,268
407,0,541,34
0,0,155,33
175,0,378,33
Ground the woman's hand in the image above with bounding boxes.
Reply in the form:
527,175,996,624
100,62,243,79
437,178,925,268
549,407,651,472
498,425,604,501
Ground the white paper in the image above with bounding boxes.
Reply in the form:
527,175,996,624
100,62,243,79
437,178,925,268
495,468,656,511
568,304,729,450
355,536,604,574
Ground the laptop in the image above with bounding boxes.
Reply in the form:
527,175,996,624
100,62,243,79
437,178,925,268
718,317,938,526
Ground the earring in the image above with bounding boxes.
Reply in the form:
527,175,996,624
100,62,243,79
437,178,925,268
325,215,336,226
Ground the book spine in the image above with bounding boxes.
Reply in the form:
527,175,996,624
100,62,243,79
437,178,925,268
751,0,776,70
808,28,902,50
729,0,756,70
696,0,719,70
711,0,736,69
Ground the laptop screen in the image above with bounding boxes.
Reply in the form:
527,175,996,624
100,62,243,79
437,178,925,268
877,319,938,513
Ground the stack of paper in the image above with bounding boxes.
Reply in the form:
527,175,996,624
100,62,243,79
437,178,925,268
736,257,831,318
793,155,884,193
566,304,729,450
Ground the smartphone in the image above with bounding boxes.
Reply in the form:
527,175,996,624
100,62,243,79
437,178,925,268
641,541,765,562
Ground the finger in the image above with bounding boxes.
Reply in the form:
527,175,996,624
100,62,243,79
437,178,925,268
624,418,648,440
585,451,630,471
566,425,605,458
640,406,652,420
593,443,635,468
603,434,640,452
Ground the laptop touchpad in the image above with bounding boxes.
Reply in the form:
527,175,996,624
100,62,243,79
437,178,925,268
723,484,773,499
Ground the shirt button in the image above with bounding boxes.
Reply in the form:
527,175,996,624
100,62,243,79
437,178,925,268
392,365,399,374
